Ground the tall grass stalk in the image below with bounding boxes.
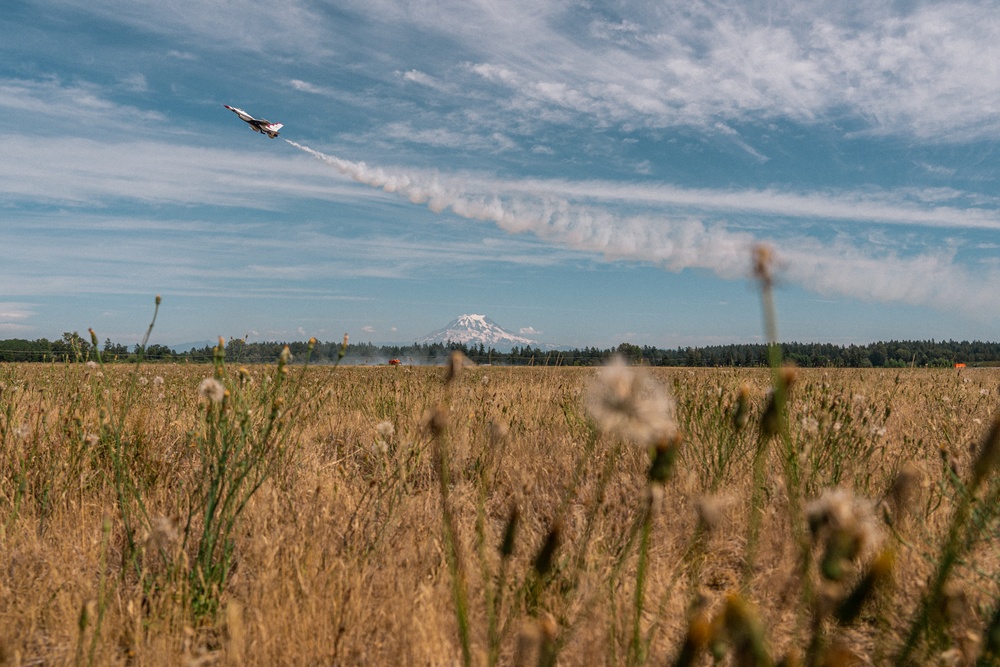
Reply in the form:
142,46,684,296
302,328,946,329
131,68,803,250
432,352,473,666
431,411,473,667
84,514,112,667
897,413,1000,663
745,245,787,585
87,295,161,573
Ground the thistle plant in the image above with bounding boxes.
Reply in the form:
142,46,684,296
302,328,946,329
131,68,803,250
180,336,314,619
585,355,681,666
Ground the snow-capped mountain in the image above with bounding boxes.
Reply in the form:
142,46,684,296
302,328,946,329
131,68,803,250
414,314,544,351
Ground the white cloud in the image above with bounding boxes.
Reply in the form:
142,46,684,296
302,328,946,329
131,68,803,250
0,303,36,333
446,2,1000,141
0,77,166,129
519,326,541,335
361,325,376,333
41,0,333,58
0,302,35,333
380,121,516,152
119,73,148,93
289,79,328,95
399,70,452,92
0,134,385,208
0,304,34,321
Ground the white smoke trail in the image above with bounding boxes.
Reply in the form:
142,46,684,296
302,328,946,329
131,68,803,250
285,140,1000,319
285,139,754,277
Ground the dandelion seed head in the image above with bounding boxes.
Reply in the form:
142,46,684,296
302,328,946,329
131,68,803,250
490,421,509,446
376,420,395,439
585,356,677,446
197,377,225,404
695,495,729,531
807,487,883,559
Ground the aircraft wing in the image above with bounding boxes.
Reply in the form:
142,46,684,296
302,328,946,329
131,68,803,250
224,105,256,122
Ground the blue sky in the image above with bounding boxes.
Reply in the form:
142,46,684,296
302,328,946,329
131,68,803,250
2,0,999,349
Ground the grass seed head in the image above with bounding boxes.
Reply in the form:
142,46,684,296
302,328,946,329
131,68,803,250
533,519,562,577
753,243,774,288
444,350,472,385
425,404,449,437
971,412,1000,489
732,384,751,432
649,432,682,483
500,502,519,558
835,548,895,625
720,593,772,667
884,461,922,526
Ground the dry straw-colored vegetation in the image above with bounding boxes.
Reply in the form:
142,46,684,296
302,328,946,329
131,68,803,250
4,297,1000,664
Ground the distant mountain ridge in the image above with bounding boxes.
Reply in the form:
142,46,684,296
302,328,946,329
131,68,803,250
414,314,547,351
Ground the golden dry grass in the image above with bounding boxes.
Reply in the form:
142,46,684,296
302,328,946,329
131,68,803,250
2,361,1000,665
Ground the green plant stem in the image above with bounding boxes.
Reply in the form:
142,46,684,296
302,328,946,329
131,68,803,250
432,422,472,667
629,499,654,667
897,466,1000,663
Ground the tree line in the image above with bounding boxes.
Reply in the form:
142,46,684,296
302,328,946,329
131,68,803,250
1,333,998,367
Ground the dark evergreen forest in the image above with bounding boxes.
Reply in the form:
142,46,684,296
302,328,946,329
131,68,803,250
1,333,998,367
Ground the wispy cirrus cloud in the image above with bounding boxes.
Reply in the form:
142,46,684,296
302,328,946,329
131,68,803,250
35,0,334,58
0,135,379,207
0,303,36,333
0,77,166,130
396,1,1000,141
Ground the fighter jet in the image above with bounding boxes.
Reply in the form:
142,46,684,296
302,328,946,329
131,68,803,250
223,105,283,138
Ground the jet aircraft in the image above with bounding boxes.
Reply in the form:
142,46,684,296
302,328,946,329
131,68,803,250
223,105,283,138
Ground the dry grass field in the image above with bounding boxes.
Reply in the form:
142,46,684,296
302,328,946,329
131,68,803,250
2,352,1000,666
